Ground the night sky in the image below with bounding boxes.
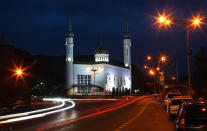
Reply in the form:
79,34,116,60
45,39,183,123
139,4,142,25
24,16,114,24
1,0,207,76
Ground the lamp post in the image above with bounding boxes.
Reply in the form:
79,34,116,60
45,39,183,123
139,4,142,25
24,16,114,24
149,69,156,94
185,15,204,94
91,67,98,96
186,27,192,95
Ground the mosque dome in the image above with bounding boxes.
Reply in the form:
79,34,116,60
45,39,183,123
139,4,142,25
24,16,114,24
95,44,109,54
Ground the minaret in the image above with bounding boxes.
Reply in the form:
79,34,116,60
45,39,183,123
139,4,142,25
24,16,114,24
66,13,74,94
123,18,131,68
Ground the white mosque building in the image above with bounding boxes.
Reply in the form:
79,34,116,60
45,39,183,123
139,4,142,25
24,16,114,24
66,16,132,95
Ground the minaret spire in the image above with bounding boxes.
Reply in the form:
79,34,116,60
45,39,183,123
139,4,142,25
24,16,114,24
125,18,129,34
66,11,74,37
68,12,72,33
123,17,131,39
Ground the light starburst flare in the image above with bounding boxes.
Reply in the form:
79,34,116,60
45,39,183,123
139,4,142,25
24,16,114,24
160,55,167,63
154,10,173,29
149,69,155,76
189,14,205,30
8,63,31,82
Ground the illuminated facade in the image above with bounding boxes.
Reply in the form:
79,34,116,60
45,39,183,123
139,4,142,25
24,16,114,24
66,16,131,95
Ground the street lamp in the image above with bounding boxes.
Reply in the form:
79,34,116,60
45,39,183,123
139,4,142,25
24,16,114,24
146,55,152,61
185,14,205,95
144,65,148,69
91,68,98,96
149,69,155,76
172,76,176,80
14,67,26,81
149,69,157,94
8,63,31,82
156,67,160,71
154,11,173,29
154,11,205,95
16,69,22,76
189,14,205,30
90,66,103,95
160,55,167,63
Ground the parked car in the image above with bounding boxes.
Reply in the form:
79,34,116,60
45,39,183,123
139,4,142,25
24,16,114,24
176,100,207,131
168,96,192,118
164,93,181,112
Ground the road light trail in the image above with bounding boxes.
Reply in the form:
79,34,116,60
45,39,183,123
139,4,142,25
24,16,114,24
65,98,117,101
0,98,65,120
0,98,75,124
0,98,116,120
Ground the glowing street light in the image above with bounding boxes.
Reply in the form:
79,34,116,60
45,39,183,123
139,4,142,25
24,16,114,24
149,69,155,76
189,14,205,30
9,64,31,81
147,56,152,61
158,16,166,24
16,69,22,76
144,65,148,69
148,69,157,94
193,19,200,25
160,55,167,63
165,19,172,26
13,67,24,80
154,11,173,29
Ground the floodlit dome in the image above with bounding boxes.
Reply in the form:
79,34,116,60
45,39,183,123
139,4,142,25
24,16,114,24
95,44,109,54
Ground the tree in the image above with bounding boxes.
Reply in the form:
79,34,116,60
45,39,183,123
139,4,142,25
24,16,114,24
131,64,149,94
193,46,207,97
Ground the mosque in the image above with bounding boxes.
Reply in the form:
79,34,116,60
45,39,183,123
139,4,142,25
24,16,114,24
66,15,132,95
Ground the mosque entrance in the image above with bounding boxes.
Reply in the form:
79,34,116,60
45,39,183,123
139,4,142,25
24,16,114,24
78,86,104,95
79,86,92,95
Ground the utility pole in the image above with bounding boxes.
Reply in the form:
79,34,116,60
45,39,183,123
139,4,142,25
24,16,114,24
186,27,192,95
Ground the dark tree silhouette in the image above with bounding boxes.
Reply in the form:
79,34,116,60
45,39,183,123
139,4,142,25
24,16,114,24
193,46,207,97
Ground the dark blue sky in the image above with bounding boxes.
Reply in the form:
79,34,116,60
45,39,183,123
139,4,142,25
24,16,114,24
1,0,207,76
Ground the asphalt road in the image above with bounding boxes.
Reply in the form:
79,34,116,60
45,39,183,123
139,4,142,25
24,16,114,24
0,96,176,131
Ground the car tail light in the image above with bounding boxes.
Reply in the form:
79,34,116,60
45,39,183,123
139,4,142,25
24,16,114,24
179,109,186,130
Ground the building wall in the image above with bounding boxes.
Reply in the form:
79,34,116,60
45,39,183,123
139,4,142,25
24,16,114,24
72,63,131,95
